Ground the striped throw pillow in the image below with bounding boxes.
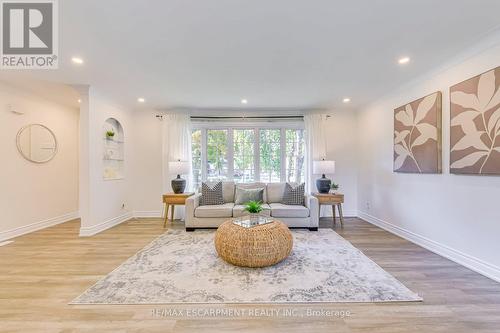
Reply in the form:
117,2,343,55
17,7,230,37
281,183,305,205
200,182,224,206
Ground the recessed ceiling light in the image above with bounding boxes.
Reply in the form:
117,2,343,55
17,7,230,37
343,97,351,103
137,97,145,103
241,99,248,104
71,57,84,64
398,56,410,65
77,99,81,103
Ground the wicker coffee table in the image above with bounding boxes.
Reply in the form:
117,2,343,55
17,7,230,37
214,218,293,268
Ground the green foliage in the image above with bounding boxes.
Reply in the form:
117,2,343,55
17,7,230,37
244,200,263,214
260,129,281,181
192,130,202,187
191,128,305,184
331,182,340,190
285,129,305,183
234,129,254,171
207,130,228,178
106,130,115,138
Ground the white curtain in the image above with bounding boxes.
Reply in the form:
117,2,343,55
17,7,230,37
162,114,192,220
304,114,329,215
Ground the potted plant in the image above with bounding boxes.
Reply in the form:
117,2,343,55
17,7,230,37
106,130,115,140
330,182,340,194
244,200,263,222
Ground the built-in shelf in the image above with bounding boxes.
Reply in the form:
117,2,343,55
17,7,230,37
103,138,125,144
104,177,124,181
103,118,124,180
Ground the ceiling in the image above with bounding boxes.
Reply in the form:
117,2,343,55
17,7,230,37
1,0,500,111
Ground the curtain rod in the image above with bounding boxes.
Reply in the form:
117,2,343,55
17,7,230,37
190,115,304,120
156,115,331,120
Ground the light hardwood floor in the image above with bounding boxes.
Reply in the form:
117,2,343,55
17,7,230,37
1,217,499,333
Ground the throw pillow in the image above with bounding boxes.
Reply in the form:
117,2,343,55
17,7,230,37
234,187,264,205
281,182,305,205
200,181,224,205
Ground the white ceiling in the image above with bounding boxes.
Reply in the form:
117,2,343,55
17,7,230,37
2,0,500,111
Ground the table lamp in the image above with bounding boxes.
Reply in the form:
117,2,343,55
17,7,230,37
169,160,190,193
313,160,335,193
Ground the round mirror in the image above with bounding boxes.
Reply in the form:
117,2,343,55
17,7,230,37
16,124,58,163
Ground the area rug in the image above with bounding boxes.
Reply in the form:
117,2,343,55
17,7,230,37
71,229,422,304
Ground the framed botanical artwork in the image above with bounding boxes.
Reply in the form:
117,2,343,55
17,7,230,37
450,66,500,175
394,91,442,173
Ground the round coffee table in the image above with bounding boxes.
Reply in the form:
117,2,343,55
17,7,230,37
214,219,293,268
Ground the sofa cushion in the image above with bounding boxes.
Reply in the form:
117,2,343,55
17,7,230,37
200,182,224,205
232,204,271,218
234,187,264,205
270,203,309,218
235,182,268,202
195,203,234,218
222,181,235,203
267,182,286,203
282,183,305,205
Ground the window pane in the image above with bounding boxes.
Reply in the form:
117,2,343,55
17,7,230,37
260,129,281,183
207,129,228,181
286,129,305,183
234,129,254,183
191,129,202,190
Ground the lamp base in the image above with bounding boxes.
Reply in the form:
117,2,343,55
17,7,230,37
171,175,186,194
316,175,331,194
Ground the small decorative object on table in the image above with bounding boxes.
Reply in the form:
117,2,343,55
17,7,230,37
243,200,263,222
330,182,340,194
105,130,115,139
169,160,190,194
233,214,273,228
313,159,336,193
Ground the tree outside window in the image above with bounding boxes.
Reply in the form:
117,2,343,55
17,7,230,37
234,129,254,182
191,129,202,189
206,129,228,181
192,126,304,184
286,129,305,183
260,129,281,183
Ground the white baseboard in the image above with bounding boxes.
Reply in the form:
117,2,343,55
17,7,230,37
133,211,162,218
79,212,133,237
0,211,79,242
358,211,500,283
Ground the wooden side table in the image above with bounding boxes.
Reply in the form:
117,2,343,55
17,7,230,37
312,192,345,227
162,192,194,227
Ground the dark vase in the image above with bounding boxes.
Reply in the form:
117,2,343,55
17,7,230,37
171,175,186,194
316,174,331,194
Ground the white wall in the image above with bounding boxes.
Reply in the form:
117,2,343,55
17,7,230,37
78,88,134,236
357,42,500,281
130,109,164,217
323,112,358,217
0,82,79,241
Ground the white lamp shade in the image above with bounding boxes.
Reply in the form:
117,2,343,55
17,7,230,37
313,160,335,175
169,161,190,175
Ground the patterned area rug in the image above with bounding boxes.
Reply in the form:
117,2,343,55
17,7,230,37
72,229,422,304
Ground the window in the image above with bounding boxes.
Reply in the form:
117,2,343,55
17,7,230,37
192,124,305,184
285,129,305,183
191,129,202,190
206,129,228,181
259,129,281,183
234,129,255,182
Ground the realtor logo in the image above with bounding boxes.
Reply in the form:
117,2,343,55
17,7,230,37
1,0,58,69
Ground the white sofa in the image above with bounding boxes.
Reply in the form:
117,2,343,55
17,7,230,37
185,182,319,231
